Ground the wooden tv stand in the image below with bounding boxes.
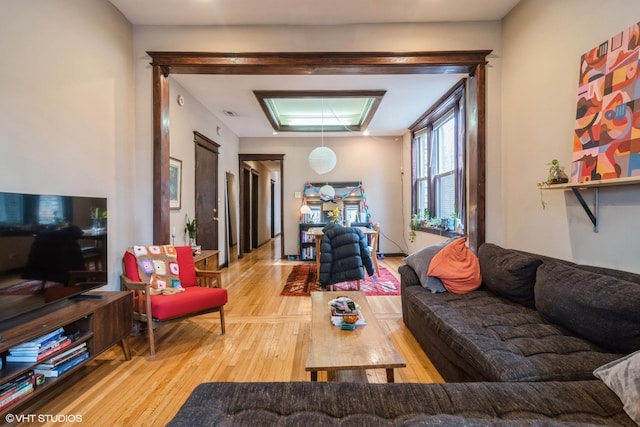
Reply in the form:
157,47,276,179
0,291,132,416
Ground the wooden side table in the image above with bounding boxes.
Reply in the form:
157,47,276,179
194,250,219,270
193,250,220,287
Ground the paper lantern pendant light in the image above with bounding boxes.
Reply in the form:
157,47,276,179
308,146,337,175
319,184,335,201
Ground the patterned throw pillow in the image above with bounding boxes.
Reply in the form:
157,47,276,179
131,245,184,295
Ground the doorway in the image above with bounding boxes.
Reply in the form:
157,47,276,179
270,179,276,239
251,170,259,249
242,166,251,255
225,171,239,265
238,154,284,258
149,51,488,253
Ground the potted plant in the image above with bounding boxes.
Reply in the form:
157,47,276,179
546,159,569,184
185,214,197,247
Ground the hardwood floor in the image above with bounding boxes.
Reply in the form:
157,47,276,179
34,237,443,426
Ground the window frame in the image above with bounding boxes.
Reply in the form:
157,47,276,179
410,79,466,237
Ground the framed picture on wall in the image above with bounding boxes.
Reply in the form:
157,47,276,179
169,157,182,209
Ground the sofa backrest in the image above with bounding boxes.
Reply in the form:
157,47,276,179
477,242,640,354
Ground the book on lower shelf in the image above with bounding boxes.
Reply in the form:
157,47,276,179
33,349,89,378
0,371,35,411
8,327,65,351
6,336,73,363
34,342,87,369
5,327,84,363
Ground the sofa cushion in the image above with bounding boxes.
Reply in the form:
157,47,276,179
139,286,228,320
427,237,481,294
594,350,640,424
478,243,542,308
402,237,458,293
401,285,622,381
168,381,635,426
535,261,640,354
175,246,198,287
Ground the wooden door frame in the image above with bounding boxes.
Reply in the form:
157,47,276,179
148,50,489,253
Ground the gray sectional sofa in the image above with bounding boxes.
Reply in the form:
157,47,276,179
400,242,640,383
168,380,634,426
168,242,639,426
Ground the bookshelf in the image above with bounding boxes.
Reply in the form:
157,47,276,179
0,291,132,415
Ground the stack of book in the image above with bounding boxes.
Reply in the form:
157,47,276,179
0,371,35,411
328,297,366,327
34,343,89,378
6,327,72,363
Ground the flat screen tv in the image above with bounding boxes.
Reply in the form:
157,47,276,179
0,191,107,325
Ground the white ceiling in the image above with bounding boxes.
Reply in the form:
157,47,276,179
109,0,520,137
108,0,521,26
172,74,465,137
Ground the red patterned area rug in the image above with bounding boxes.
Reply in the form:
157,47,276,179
281,264,400,296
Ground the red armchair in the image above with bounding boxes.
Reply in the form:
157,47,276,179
121,245,227,356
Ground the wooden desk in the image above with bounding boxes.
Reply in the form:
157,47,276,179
305,291,405,382
306,227,377,281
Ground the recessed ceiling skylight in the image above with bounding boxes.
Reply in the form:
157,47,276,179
254,90,385,132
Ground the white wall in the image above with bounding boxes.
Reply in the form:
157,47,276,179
242,136,405,256
168,79,239,265
502,0,640,272
0,0,134,289
132,22,503,257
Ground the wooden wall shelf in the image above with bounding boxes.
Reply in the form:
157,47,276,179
538,176,640,232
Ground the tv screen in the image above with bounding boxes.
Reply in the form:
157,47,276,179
0,191,107,324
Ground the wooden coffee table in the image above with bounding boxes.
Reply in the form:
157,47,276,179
305,291,406,382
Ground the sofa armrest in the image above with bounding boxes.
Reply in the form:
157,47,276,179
399,264,421,289
120,274,148,293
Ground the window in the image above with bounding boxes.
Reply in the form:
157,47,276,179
411,80,466,234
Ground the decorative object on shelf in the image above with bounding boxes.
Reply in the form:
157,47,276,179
537,159,569,209
300,181,372,224
327,206,342,223
169,157,182,209
300,204,312,214
319,184,335,201
546,159,569,185
184,214,197,248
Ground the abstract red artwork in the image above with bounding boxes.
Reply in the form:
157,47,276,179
573,21,640,183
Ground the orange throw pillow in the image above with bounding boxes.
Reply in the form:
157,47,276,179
427,238,482,294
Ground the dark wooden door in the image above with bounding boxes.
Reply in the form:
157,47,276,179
194,132,219,251
251,170,259,249
242,167,251,254
270,179,275,238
